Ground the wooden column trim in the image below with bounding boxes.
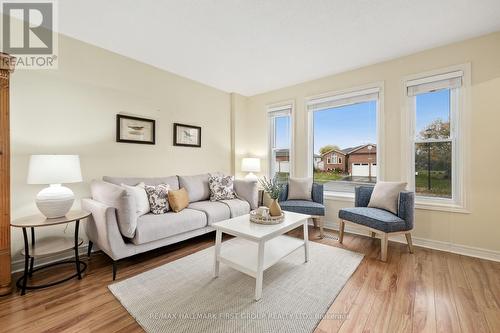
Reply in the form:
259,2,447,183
0,53,15,296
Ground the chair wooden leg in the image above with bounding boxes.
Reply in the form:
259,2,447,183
380,233,388,262
370,231,376,238
315,218,324,239
338,220,345,244
312,218,318,228
405,233,414,254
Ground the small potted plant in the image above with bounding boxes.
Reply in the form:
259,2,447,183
259,176,283,216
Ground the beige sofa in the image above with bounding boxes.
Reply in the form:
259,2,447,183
82,174,258,279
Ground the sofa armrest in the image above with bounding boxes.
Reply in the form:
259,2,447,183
82,198,129,260
398,191,415,230
355,186,375,207
233,179,259,209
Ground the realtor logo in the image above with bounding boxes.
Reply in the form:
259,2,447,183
1,0,58,68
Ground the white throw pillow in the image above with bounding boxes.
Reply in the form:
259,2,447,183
122,182,150,216
368,181,407,214
287,177,313,201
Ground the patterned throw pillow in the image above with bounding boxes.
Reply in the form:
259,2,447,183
208,175,235,201
144,184,170,214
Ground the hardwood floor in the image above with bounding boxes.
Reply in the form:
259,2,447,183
1,227,499,333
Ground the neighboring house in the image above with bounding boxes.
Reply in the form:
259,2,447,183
313,154,323,170
275,148,290,173
321,144,377,177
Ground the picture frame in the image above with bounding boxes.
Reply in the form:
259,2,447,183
116,114,155,145
173,123,201,147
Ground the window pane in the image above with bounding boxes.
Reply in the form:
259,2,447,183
271,115,290,182
416,89,450,140
274,116,290,149
415,142,452,198
274,149,289,184
313,101,377,193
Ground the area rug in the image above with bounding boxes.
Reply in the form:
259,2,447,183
109,238,363,333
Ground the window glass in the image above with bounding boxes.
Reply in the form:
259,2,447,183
270,112,291,183
416,89,451,140
414,89,453,198
313,101,377,192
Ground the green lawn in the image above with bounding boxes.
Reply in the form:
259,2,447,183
313,171,344,183
415,170,451,198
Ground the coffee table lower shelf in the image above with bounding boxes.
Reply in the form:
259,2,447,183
217,236,304,278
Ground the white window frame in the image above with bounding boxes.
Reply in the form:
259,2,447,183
401,64,470,213
306,82,385,198
267,101,294,179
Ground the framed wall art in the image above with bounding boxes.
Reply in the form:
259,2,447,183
173,123,201,147
116,114,156,145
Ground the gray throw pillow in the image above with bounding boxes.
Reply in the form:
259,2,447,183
368,181,407,214
234,179,258,209
144,184,171,214
287,177,313,201
208,175,235,201
90,180,137,238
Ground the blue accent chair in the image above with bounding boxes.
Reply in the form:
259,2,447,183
279,183,325,238
338,186,415,261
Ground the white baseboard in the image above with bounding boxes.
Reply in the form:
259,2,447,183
11,243,93,274
12,222,500,273
323,220,500,263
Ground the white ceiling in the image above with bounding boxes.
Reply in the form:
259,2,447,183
56,0,500,96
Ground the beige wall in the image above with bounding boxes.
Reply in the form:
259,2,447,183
10,34,231,260
234,32,500,255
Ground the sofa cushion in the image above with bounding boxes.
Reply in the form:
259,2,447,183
208,175,235,201
339,207,408,233
144,184,171,214
368,181,407,214
188,200,231,225
233,179,258,209
220,199,250,217
132,208,207,245
90,180,137,238
287,177,313,201
103,176,179,190
178,174,210,202
280,200,325,216
121,182,150,216
168,188,189,212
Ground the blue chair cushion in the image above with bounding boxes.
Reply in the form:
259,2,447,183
339,207,409,233
280,200,325,216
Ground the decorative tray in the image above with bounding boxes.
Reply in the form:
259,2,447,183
249,210,285,225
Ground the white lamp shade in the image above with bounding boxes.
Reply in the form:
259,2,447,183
27,155,83,185
241,158,261,173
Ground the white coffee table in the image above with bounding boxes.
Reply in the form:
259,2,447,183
212,211,311,301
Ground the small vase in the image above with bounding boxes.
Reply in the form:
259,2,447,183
269,199,282,217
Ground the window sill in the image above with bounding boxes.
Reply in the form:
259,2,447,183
415,199,470,214
323,191,470,214
323,191,355,202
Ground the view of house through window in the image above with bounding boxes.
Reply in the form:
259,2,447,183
269,108,291,183
414,89,452,198
312,100,377,192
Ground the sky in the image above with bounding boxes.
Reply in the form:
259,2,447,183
415,89,450,136
275,88,450,154
313,101,377,154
